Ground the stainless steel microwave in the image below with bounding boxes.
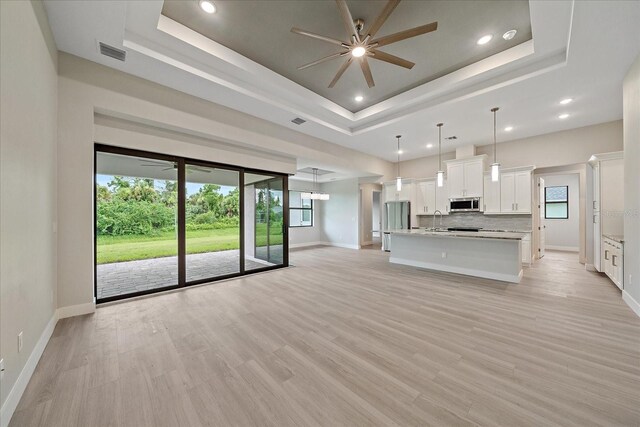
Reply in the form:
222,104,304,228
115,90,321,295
449,197,481,212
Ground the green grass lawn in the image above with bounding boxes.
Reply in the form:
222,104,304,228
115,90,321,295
97,225,283,264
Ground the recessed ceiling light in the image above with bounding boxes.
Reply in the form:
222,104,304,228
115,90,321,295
351,46,366,57
426,143,433,148
503,29,517,40
504,126,513,132
354,95,364,102
397,150,403,154
199,0,216,13
477,35,493,45
558,113,570,119
560,98,573,105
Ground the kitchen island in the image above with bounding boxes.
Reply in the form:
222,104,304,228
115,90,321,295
387,229,526,283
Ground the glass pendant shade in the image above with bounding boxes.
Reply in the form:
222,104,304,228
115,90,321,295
396,177,402,191
491,163,500,182
436,170,444,187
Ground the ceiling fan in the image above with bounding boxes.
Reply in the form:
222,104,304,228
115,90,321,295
291,0,438,88
140,161,211,173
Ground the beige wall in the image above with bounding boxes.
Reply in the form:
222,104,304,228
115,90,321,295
0,0,58,417
399,121,623,179
56,53,393,312
623,55,640,315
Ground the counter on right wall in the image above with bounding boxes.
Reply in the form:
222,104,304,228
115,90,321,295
623,54,640,317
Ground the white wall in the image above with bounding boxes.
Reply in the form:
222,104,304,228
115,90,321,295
539,174,580,251
56,53,393,313
399,121,623,179
623,54,640,316
0,0,58,421
288,179,323,247
320,179,360,249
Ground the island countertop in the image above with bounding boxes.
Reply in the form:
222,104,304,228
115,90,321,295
385,229,526,241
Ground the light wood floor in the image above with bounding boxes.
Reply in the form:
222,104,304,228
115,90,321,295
10,248,640,426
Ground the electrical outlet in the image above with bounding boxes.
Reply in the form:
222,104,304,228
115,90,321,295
18,331,23,353
442,252,447,259
0,358,5,380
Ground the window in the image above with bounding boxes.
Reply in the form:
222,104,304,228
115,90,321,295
289,191,313,227
545,186,569,219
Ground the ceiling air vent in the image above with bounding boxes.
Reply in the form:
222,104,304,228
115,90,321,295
445,136,458,140
291,117,306,125
99,42,126,62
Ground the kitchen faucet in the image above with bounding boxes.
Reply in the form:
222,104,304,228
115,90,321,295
433,210,443,229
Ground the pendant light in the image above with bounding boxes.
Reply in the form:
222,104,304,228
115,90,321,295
301,168,330,200
490,107,500,182
396,135,403,191
436,123,444,187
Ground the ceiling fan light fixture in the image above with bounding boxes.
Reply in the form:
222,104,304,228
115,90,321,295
199,0,216,14
560,98,573,105
477,34,493,45
503,29,517,40
351,46,366,57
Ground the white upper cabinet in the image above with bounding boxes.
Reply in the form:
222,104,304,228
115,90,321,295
483,173,501,214
416,179,449,215
497,168,533,214
445,155,486,199
384,180,413,203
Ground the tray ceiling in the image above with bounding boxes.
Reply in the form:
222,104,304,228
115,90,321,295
161,0,532,112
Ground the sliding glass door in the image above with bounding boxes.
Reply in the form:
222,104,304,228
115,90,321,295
95,151,179,300
185,164,240,282
94,145,288,303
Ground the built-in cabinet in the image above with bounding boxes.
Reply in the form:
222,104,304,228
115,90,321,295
483,167,534,215
383,179,414,203
415,179,449,216
603,237,624,290
445,155,486,199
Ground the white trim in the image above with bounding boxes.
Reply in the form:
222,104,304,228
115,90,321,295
327,242,361,250
56,302,95,319
546,245,579,252
0,314,57,427
389,257,523,284
623,291,640,318
289,241,326,249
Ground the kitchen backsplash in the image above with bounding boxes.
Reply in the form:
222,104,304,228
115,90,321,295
417,212,532,231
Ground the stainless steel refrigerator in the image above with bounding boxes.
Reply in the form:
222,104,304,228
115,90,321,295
382,201,410,251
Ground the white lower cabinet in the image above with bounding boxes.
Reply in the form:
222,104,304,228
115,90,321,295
602,237,624,289
522,232,532,265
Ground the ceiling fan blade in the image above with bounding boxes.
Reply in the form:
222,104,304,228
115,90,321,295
298,52,346,70
366,0,401,38
291,27,346,46
370,49,415,69
371,21,438,48
187,166,211,173
335,0,360,42
359,57,375,88
328,57,353,88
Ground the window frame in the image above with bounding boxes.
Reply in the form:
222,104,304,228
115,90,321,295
289,190,314,228
544,185,569,219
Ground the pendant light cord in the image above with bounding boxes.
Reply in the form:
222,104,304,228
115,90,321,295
437,123,443,170
396,135,401,177
491,107,499,163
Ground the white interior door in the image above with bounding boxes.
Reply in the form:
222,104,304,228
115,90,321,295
538,177,546,258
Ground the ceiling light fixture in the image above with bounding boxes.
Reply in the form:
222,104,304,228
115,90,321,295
503,29,517,40
504,126,513,132
560,98,573,105
199,0,216,14
351,46,366,58
426,143,433,148
477,35,493,45
301,168,330,201
558,113,570,119
396,135,403,191
491,107,501,182
354,95,364,102
436,123,444,187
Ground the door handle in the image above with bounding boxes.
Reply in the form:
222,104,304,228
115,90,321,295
605,250,609,260
612,255,617,267
593,201,597,209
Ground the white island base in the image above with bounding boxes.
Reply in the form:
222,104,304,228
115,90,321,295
389,231,523,283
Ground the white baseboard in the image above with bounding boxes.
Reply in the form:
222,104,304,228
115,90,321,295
289,241,325,249
326,242,360,250
0,313,57,427
546,245,579,252
623,290,640,318
585,263,597,272
56,302,95,319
